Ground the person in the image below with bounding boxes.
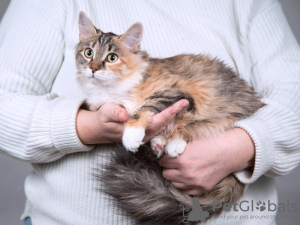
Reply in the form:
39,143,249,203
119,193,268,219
0,0,299,224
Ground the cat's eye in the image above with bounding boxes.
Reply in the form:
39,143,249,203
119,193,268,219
84,48,94,58
106,53,118,63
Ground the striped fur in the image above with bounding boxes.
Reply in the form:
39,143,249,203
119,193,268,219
76,12,265,224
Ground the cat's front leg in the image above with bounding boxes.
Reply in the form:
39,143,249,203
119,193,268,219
122,110,154,152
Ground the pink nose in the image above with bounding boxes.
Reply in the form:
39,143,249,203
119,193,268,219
91,67,98,73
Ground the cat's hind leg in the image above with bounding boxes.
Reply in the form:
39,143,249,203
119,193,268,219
165,138,188,157
150,135,167,158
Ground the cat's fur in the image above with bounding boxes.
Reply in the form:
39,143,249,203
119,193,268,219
76,12,265,224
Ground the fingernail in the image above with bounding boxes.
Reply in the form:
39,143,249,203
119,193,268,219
171,100,189,115
181,100,189,108
119,111,125,122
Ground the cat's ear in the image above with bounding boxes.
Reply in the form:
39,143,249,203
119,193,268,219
120,23,143,52
78,11,98,41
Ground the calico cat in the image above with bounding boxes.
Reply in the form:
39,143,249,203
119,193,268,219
75,12,264,224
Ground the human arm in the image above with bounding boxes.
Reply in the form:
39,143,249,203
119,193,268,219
0,0,94,163
159,0,300,194
234,0,300,183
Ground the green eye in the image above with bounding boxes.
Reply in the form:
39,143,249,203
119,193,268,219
106,53,118,63
84,48,94,58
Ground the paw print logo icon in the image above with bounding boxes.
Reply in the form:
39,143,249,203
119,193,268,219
256,201,266,211
187,197,209,222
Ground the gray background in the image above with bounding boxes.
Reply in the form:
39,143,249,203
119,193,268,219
0,0,299,224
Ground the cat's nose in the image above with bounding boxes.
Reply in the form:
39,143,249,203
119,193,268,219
91,67,98,73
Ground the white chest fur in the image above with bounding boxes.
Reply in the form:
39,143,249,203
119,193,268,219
79,74,141,115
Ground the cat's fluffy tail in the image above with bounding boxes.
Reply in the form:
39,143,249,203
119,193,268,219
96,144,243,225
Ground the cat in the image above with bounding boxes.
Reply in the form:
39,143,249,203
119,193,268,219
75,11,265,225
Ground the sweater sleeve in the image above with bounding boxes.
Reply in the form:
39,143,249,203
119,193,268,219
234,0,300,183
0,0,94,163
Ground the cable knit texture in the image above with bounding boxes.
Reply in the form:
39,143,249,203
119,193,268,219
0,0,299,224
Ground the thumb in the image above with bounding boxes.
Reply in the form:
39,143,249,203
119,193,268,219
143,99,189,142
153,99,189,126
100,103,129,122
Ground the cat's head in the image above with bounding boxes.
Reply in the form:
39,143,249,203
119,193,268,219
75,12,148,88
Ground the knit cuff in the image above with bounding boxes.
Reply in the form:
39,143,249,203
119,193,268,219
233,116,275,184
50,97,94,154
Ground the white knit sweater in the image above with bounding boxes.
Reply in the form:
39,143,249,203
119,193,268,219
0,0,300,224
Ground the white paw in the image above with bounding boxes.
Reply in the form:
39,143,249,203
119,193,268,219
165,139,187,157
151,136,167,158
122,127,145,152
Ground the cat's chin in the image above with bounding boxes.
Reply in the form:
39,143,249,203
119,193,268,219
93,73,108,81
78,72,112,84
80,75,117,89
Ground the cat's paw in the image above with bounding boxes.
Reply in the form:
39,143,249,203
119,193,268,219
122,127,145,152
151,136,167,158
165,139,187,157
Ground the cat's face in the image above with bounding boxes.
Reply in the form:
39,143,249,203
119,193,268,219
76,32,122,85
76,12,146,88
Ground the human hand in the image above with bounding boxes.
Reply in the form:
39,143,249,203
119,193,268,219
76,100,189,145
76,103,129,144
158,128,255,196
